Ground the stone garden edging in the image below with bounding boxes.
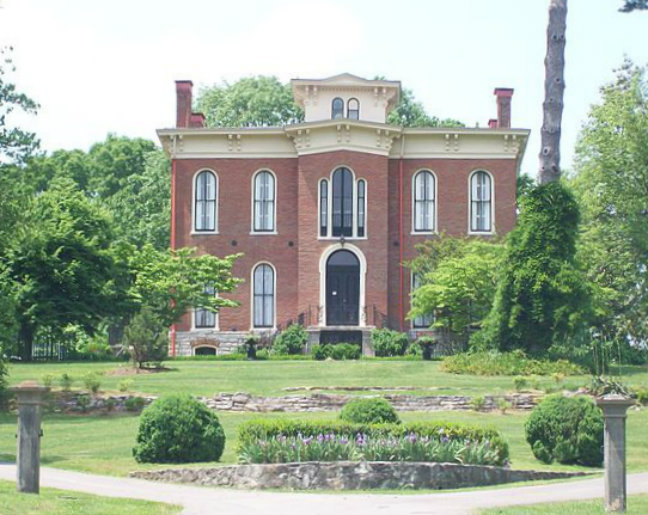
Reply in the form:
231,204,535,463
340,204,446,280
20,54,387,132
130,461,589,490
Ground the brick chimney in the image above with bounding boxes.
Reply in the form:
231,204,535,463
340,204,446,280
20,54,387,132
493,88,514,128
175,80,193,128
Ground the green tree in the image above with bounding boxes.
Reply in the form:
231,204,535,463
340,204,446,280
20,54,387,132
472,182,591,356
8,179,123,360
571,61,648,353
387,88,464,128
0,47,39,164
123,306,168,368
409,237,504,338
196,76,303,127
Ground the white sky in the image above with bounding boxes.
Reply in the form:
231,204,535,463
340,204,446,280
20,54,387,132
1,0,647,176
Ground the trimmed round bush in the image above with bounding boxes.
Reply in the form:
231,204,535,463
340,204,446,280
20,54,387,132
524,395,603,467
340,398,400,424
273,324,307,355
133,394,225,463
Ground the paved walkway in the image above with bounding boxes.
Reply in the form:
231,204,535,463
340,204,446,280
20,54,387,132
2,464,648,515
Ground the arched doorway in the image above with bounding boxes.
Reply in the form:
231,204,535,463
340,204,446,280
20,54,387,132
326,249,360,325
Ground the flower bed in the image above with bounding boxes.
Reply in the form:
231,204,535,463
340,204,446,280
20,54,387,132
237,419,509,466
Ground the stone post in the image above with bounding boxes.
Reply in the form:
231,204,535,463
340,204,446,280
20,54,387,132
597,394,635,513
11,381,49,493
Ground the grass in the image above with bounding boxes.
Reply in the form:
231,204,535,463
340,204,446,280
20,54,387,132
481,494,648,514
1,408,646,477
0,479,180,515
8,360,648,398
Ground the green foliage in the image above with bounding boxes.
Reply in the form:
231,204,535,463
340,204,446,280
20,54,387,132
497,399,512,414
371,328,409,357
513,376,528,392
82,373,101,394
442,350,584,376
76,394,91,413
41,374,55,388
311,343,361,360
104,397,117,412
340,398,400,424
470,396,486,412
588,375,631,397
272,324,307,355
572,61,648,360
473,182,591,355
117,379,133,393
123,307,168,369
133,394,225,463
636,388,648,405
525,395,604,467
409,236,504,337
387,88,464,128
197,76,303,128
124,396,146,412
60,373,73,391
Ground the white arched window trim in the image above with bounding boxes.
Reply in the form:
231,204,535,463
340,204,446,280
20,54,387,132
331,97,344,119
411,169,437,235
347,98,360,120
468,169,495,235
250,262,277,330
317,166,368,240
250,169,278,235
191,169,218,234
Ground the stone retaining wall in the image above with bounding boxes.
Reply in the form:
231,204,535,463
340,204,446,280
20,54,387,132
131,461,588,490
201,392,539,412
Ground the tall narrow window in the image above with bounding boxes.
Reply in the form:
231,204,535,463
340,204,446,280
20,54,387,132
253,170,275,232
253,264,275,328
332,167,353,237
357,179,366,237
470,171,492,232
319,179,328,237
412,273,434,329
413,170,435,232
331,97,344,119
195,284,216,328
195,170,216,232
347,98,359,120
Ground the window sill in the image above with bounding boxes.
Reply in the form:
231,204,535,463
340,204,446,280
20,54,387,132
192,326,220,331
318,236,368,241
191,231,219,236
410,231,437,236
249,231,278,236
468,230,496,236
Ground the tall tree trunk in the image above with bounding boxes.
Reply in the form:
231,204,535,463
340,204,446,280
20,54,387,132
19,324,34,362
539,0,567,184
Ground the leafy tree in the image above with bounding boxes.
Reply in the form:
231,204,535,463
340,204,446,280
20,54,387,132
472,182,591,356
571,60,648,354
196,76,303,127
8,179,123,360
123,306,168,368
387,88,464,128
0,47,39,164
409,237,504,338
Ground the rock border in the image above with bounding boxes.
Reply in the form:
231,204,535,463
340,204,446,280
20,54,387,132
131,461,590,490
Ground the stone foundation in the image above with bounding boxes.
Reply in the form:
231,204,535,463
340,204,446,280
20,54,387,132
173,330,253,356
131,461,589,490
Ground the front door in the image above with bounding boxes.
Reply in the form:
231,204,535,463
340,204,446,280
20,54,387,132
326,250,360,325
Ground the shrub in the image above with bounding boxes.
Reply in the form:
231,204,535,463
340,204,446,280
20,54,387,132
311,343,361,360
60,373,73,391
76,394,91,412
470,396,486,411
42,374,55,388
498,399,512,414
125,396,146,412
636,388,648,406
340,398,400,424
273,324,307,355
442,350,583,376
104,397,117,412
588,376,631,397
371,328,409,357
237,419,509,466
525,395,603,467
513,376,528,392
124,307,168,369
83,372,101,394
117,379,134,393
133,394,225,463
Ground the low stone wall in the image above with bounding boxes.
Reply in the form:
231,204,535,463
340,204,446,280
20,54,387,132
131,461,588,490
201,392,539,412
53,393,155,413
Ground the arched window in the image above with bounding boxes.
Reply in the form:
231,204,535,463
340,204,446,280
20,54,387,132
347,98,359,120
195,284,216,328
470,171,492,232
357,179,366,237
332,167,353,237
331,97,344,119
413,170,435,232
253,264,275,328
253,170,275,232
194,170,217,232
319,179,328,237
411,273,434,329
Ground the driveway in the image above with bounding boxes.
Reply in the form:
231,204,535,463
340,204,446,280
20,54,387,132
1,464,647,515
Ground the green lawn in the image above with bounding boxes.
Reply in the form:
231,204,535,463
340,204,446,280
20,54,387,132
0,479,180,515
8,360,648,398
481,494,648,515
1,408,646,477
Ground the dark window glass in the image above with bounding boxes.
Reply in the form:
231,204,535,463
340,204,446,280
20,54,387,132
470,171,492,232
320,180,328,237
412,273,434,328
195,171,216,231
414,171,435,232
253,171,275,232
253,264,274,327
332,97,344,119
195,284,216,328
357,179,365,237
332,168,353,237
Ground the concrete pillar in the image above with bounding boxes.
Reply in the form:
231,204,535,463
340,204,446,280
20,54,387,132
596,394,635,513
11,381,49,494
